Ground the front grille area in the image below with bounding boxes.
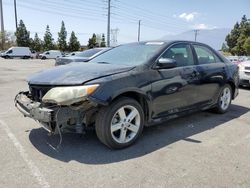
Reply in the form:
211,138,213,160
240,79,250,84
29,85,52,102
245,66,250,70
245,72,250,76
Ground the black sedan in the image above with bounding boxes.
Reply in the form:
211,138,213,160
14,41,239,149
55,47,110,66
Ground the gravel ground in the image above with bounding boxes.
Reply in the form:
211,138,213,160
0,58,249,188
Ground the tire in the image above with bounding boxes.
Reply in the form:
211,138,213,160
41,56,46,60
95,97,144,149
213,84,232,114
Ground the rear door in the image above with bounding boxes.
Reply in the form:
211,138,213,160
151,43,200,118
192,44,227,104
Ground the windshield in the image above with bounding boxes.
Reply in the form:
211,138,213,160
90,43,163,66
76,49,102,57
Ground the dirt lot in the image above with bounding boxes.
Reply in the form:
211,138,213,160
0,58,250,188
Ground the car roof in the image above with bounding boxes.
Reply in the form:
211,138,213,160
122,40,213,48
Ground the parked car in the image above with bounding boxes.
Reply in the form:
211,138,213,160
39,50,62,60
227,56,240,64
55,48,110,66
242,56,250,62
1,47,31,59
30,50,37,59
14,41,239,149
238,60,250,87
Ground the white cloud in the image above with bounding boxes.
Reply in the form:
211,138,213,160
192,23,217,30
178,12,197,22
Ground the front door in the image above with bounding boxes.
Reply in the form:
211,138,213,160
151,43,200,118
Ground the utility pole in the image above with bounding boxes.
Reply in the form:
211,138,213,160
194,29,199,42
137,20,141,42
107,0,111,47
14,0,18,29
0,0,4,50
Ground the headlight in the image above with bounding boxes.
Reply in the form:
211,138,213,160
42,84,99,105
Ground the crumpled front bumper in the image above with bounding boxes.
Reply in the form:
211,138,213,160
14,91,56,132
14,91,95,134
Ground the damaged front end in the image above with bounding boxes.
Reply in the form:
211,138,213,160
14,84,100,135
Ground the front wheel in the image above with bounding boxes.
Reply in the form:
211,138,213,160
213,84,232,114
95,97,144,149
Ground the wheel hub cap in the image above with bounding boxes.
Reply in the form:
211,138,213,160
220,87,231,110
110,105,141,144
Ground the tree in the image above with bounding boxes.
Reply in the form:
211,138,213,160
15,20,30,47
43,25,54,51
0,31,16,49
58,21,67,52
68,31,80,52
225,15,250,55
87,33,97,48
30,33,42,52
221,43,228,52
225,22,240,55
244,37,250,55
100,33,106,47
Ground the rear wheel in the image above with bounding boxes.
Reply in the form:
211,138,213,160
213,84,232,114
95,97,144,149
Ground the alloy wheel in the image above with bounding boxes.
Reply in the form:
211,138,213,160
110,105,141,144
220,87,231,110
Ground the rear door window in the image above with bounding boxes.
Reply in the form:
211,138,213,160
161,43,194,67
193,45,221,64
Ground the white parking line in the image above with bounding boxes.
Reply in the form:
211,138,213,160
0,120,50,188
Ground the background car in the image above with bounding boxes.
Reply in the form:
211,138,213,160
238,60,250,87
1,47,31,59
227,56,240,64
55,48,110,66
39,50,62,60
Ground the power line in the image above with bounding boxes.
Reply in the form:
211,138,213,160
5,2,107,23
112,7,189,31
115,1,189,29
20,0,105,17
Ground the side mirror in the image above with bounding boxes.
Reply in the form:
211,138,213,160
156,58,177,69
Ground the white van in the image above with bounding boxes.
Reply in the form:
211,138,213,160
1,47,31,59
39,50,62,60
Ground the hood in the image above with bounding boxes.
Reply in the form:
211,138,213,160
28,63,134,85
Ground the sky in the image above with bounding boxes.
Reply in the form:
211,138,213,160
2,0,250,46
